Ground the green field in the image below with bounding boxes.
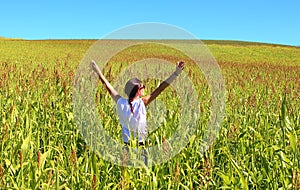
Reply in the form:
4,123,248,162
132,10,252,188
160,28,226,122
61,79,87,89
0,39,299,189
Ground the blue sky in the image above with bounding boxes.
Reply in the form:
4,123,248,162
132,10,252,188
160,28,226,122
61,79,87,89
1,0,299,46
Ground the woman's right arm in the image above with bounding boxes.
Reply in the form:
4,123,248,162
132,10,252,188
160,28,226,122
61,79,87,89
142,61,185,106
91,60,121,103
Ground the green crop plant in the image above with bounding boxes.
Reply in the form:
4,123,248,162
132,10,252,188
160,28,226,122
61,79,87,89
0,39,299,189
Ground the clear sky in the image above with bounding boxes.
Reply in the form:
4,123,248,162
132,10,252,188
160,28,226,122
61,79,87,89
1,0,299,46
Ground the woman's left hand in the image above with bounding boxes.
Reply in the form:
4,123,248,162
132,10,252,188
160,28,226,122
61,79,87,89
91,60,101,75
174,61,185,75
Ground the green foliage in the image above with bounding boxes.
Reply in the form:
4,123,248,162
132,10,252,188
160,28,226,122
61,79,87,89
0,39,299,189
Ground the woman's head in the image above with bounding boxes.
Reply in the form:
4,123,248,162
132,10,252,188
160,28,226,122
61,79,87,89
125,78,145,114
125,78,145,99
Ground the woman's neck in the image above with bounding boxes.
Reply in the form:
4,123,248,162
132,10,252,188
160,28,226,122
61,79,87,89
133,94,140,101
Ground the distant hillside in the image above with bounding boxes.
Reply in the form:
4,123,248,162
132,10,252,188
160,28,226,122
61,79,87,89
0,36,24,41
202,40,299,48
1,36,298,47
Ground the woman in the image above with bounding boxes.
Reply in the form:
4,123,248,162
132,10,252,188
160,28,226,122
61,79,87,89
91,60,185,164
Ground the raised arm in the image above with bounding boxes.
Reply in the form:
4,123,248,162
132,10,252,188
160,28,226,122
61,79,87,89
91,60,121,103
142,61,185,106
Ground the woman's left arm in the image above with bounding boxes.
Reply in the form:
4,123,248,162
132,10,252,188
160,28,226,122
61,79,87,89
91,60,121,103
142,61,185,106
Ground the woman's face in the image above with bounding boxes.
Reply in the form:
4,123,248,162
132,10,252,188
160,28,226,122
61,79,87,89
138,84,145,97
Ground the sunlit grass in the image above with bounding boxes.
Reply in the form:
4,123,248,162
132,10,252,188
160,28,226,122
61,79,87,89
0,39,299,189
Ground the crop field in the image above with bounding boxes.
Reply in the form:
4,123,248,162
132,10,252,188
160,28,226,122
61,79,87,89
0,39,299,189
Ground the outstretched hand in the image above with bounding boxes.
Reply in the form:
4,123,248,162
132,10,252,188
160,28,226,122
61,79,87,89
174,61,185,75
91,60,101,75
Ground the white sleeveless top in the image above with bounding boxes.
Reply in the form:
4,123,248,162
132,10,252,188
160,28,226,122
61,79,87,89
117,97,147,143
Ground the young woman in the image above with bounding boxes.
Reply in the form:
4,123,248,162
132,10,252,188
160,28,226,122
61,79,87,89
91,60,185,163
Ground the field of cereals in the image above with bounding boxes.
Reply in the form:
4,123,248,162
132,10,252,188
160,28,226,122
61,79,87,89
0,39,299,189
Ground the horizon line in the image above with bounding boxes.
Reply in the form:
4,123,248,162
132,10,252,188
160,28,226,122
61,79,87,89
0,36,298,47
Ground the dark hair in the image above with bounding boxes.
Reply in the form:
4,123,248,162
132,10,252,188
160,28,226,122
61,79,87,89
125,78,143,114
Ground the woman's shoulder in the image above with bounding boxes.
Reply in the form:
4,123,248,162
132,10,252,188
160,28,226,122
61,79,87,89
117,97,127,105
133,98,144,104
117,97,145,106
136,98,146,107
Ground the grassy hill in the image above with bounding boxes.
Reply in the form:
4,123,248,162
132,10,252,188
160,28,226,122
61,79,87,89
0,39,299,66
0,36,24,41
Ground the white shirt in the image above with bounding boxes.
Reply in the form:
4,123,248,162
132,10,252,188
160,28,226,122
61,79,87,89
117,97,147,143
